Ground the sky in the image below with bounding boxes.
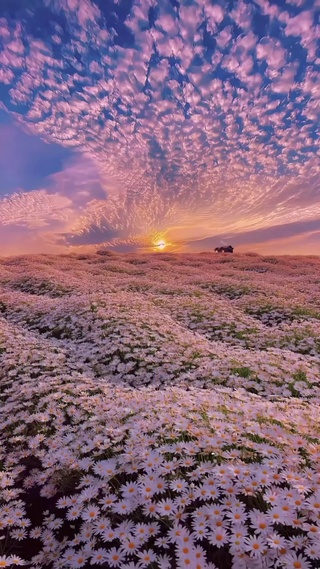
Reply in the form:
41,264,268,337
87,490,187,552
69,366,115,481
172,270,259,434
0,0,319,256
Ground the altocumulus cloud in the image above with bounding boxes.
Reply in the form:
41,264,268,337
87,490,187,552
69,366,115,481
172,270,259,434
0,0,319,254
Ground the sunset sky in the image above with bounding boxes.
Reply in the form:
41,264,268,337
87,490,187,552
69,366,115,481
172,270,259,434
0,0,319,256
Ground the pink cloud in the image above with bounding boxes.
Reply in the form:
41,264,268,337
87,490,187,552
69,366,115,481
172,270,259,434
231,0,252,31
284,10,314,36
0,67,14,85
157,13,179,36
271,63,298,94
254,0,280,19
204,2,224,33
216,26,233,49
256,38,287,70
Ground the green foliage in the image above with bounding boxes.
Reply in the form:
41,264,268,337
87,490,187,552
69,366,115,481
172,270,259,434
287,382,301,398
120,410,141,424
234,328,257,340
202,282,252,299
245,303,277,316
51,326,73,339
231,366,252,378
52,467,82,493
244,432,273,445
298,447,313,468
256,415,286,429
292,369,307,382
12,277,72,297
292,306,320,320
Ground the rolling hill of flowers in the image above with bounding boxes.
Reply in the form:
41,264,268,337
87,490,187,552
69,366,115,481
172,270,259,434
1,251,320,569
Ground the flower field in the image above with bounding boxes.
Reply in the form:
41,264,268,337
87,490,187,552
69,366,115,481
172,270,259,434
0,252,320,569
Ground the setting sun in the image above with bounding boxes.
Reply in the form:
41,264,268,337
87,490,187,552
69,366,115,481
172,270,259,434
156,240,166,251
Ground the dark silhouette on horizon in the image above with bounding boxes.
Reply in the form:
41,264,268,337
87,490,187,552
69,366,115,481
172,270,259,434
215,245,234,253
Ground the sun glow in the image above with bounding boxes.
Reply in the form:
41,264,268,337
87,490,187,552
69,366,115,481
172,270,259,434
156,240,166,250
